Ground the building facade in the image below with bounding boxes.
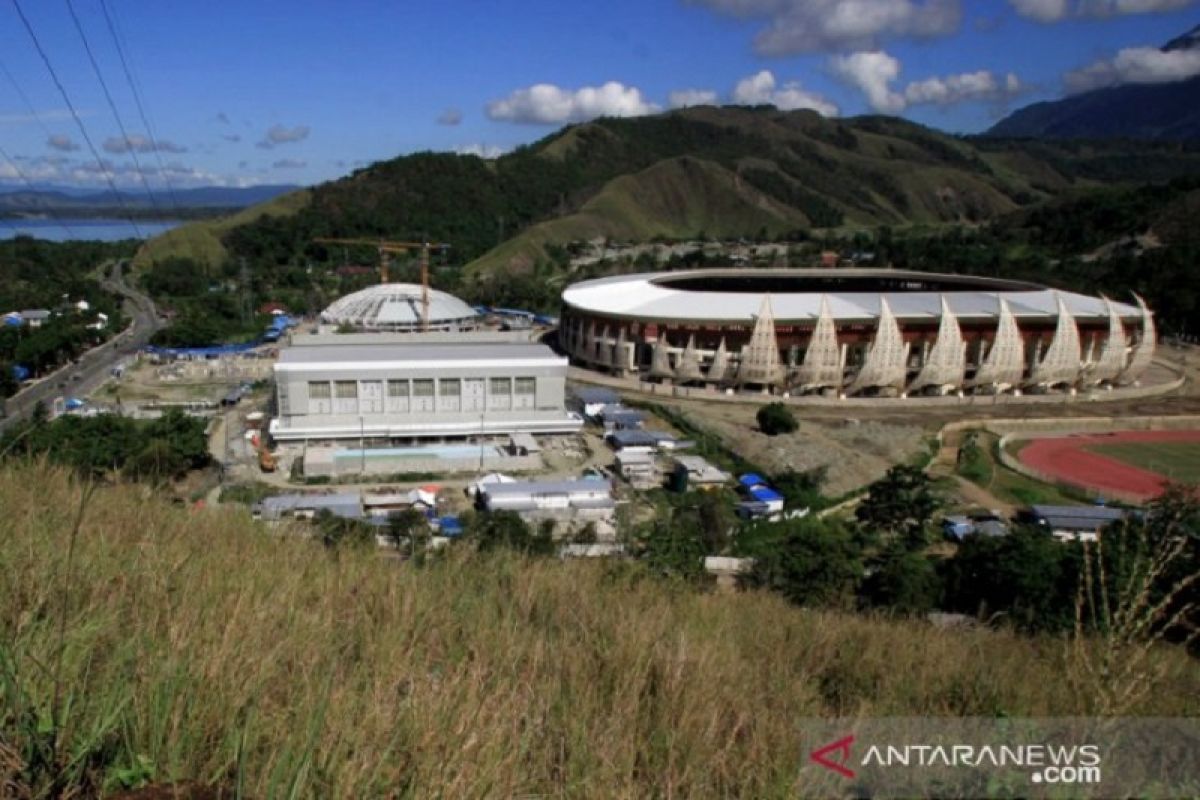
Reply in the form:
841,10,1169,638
560,269,1157,397
271,340,583,442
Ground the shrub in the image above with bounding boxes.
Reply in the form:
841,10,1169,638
756,402,798,436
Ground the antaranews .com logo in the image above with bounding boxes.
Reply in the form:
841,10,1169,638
810,734,1103,786
795,718,1199,799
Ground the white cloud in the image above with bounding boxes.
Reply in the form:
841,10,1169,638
271,158,307,169
102,134,187,154
486,81,660,124
904,69,1025,105
437,108,463,126
0,154,267,189
46,134,79,152
731,70,840,115
454,143,508,159
668,88,720,108
1008,0,1070,20
1009,0,1194,21
1066,45,1200,91
688,0,961,54
256,123,310,149
832,50,1025,112
830,52,907,113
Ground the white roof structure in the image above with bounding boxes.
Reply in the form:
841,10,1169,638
276,342,564,372
561,269,1143,324
320,283,479,331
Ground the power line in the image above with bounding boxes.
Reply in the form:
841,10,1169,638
0,55,56,142
0,57,79,239
0,141,78,240
97,0,182,212
64,0,162,217
10,0,142,239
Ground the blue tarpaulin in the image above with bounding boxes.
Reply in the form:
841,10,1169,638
438,516,464,536
739,473,769,488
749,486,784,504
10,364,30,381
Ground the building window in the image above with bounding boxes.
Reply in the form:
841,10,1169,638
439,378,461,397
334,381,358,399
387,380,409,397
308,382,331,399
515,377,536,395
412,379,434,397
489,377,511,395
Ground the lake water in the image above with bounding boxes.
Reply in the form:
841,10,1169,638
0,218,184,242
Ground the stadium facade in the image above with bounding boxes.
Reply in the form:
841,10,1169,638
559,269,1156,396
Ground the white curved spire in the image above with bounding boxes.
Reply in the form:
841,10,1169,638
1119,293,1156,384
792,295,843,392
1085,297,1128,385
595,325,613,367
737,295,783,386
675,334,705,382
909,295,965,394
847,297,907,395
647,332,674,378
1027,294,1081,387
707,337,732,383
972,298,1024,391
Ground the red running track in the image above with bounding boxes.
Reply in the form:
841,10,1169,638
1017,430,1200,502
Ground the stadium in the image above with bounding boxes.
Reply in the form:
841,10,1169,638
558,269,1157,397
319,283,480,333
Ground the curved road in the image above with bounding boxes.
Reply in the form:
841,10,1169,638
0,260,162,431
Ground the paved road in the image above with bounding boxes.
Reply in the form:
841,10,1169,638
0,260,162,431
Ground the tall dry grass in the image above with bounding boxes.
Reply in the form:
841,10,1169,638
1,463,1197,798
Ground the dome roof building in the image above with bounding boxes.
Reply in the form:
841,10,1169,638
320,283,479,332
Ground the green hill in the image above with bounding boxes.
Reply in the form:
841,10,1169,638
2,463,1197,797
138,106,1200,288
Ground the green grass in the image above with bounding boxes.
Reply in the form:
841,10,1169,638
1087,442,1200,484
5,462,1197,796
958,432,1087,507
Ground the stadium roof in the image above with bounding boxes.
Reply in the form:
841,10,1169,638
320,283,479,329
562,269,1143,325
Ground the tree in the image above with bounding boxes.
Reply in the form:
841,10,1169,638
771,467,827,510
386,508,429,555
314,509,376,551
756,402,798,436
0,362,17,398
744,516,864,608
862,545,942,616
855,465,941,550
469,511,553,556
941,525,1078,633
126,438,188,483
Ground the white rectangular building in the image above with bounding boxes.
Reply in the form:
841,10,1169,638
271,340,583,442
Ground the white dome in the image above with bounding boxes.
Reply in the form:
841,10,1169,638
321,283,479,331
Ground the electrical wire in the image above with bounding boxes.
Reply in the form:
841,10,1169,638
10,0,142,239
64,0,162,216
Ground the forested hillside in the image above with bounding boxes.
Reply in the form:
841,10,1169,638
142,106,1200,278
129,106,1200,339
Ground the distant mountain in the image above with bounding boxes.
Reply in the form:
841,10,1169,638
138,106,1200,284
0,184,301,213
988,24,1200,141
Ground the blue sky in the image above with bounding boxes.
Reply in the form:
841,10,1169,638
1,0,1197,192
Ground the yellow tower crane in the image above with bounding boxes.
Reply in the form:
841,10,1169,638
313,237,451,331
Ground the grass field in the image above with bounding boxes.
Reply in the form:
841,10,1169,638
1087,441,1200,484
3,462,1197,797
957,432,1084,507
